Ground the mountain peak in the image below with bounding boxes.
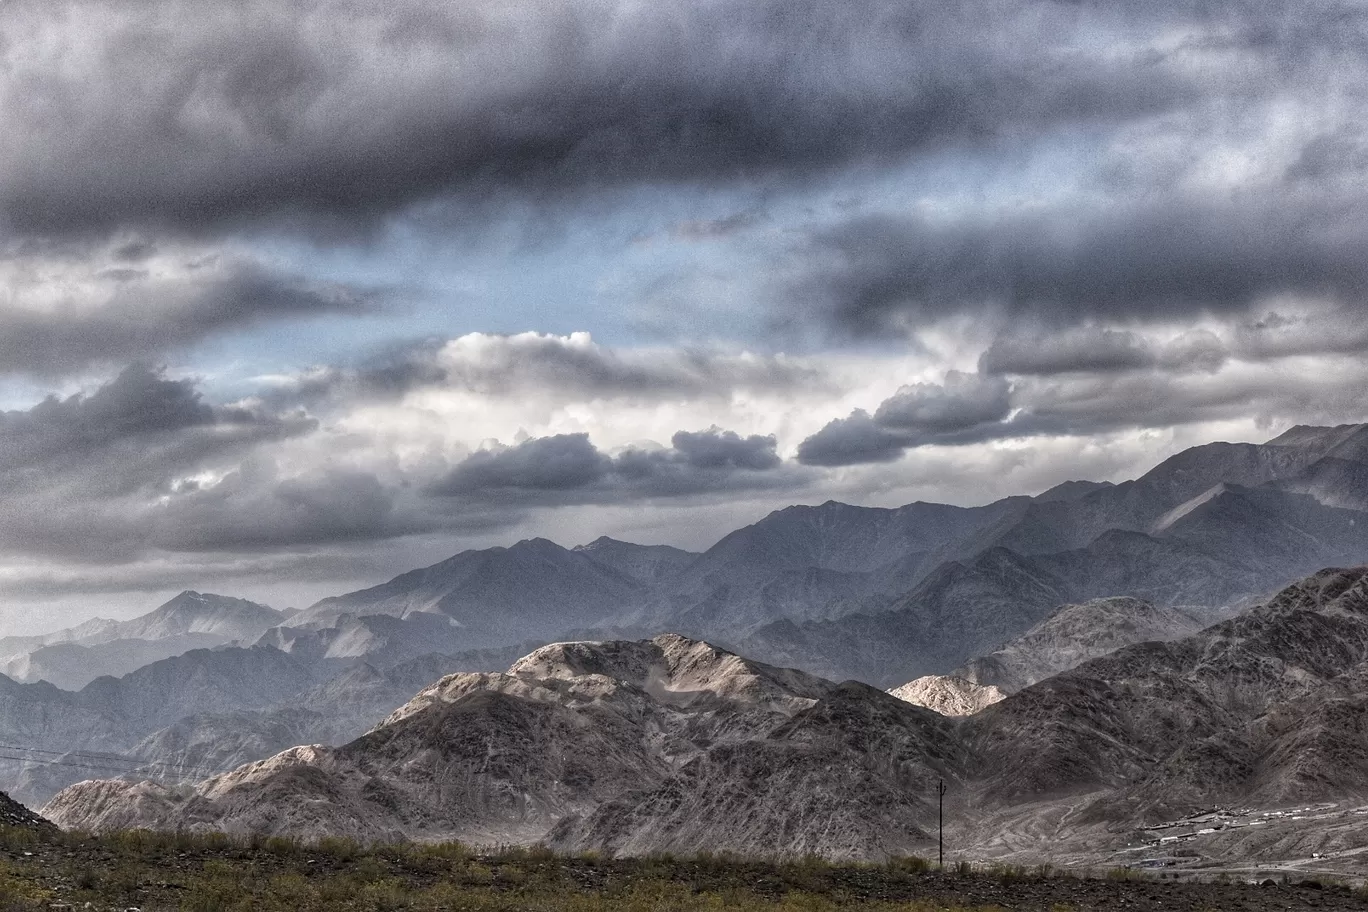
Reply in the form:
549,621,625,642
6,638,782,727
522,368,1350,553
509,537,565,553
574,535,628,552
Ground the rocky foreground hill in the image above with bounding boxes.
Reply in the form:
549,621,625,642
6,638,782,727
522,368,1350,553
43,565,1368,872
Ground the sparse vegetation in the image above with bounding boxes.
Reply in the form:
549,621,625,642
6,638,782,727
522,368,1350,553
0,826,1360,911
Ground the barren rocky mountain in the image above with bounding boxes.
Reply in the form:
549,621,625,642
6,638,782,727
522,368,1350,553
0,643,534,808
19,425,1368,868
572,537,698,584
955,565,1368,868
46,634,962,858
956,596,1223,694
0,791,54,832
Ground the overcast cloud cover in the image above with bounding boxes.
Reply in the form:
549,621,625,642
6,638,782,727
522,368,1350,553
2,0,1368,630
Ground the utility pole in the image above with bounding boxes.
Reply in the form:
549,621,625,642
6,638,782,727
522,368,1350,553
938,779,947,869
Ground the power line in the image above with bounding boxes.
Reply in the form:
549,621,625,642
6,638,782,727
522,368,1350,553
0,741,238,771
0,745,239,780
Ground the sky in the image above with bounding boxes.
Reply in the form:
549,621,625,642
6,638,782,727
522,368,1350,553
2,0,1368,633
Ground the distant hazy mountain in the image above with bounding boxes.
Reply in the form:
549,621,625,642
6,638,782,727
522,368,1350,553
956,597,1224,694
0,592,291,688
288,537,648,646
17,591,287,648
733,425,1368,684
640,499,1019,634
573,536,698,583
181,422,1367,688
0,635,226,691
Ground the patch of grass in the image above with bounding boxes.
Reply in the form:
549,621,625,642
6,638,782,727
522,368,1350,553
884,854,932,875
0,824,1306,912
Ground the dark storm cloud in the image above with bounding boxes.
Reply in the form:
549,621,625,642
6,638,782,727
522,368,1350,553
0,366,485,560
435,434,612,494
0,246,387,376
873,372,1011,433
800,199,1368,337
979,327,1228,375
1285,125,1368,185
431,427,795,501
1232,311,1368,360
0,365,320,558
151,466,414,551
0,0,1216,239
799,351,1368,467
796,371,1013,466
667,428,782,471
0,361,805,567
0,364,312,488
796,411,910,467
269,332,827,407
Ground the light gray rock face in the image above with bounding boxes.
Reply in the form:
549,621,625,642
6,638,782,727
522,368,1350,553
956,597,1219,694
888,676,1005,716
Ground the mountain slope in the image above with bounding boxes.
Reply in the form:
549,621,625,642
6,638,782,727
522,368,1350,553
957,597,1217,694
738,547,1071,686
289,538,645,647
644,499,1019,635
966,566,1368,814
573,537,698,584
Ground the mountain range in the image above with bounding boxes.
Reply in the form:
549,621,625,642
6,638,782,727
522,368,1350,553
44,565,1368,872
0,592,293,690
8,422,1368,844
262,422,1368,687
